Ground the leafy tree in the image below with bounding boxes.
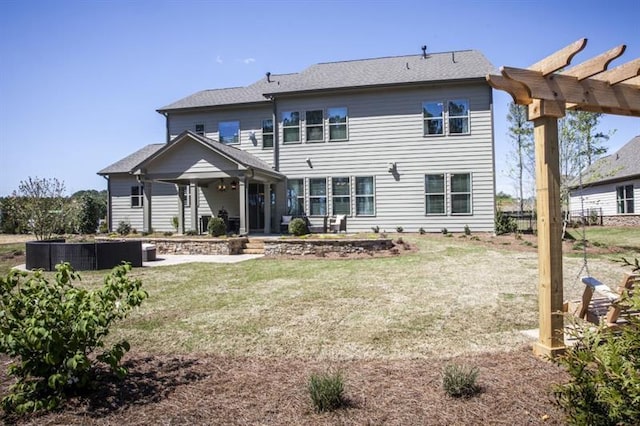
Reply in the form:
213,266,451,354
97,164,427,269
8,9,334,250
77,193,101,234
11,177,70,240
505,102,534,214
71,189,107,221
0,197,25,234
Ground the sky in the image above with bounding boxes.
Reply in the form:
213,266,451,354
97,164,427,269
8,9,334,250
0,0,638,197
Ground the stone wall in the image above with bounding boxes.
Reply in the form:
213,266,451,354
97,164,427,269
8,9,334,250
603,215,640,227
96,237,247,255
264,238,394,256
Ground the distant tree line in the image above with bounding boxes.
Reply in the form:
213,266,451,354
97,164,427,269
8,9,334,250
0,177,107,239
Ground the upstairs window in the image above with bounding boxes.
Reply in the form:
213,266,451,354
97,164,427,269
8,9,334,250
282,111,300,143
328,107,348,141
448,99,470,134
287,179,304,216
332,177,351,215
309,178,327,216
423,102,444,135
451,173,472,214
195,123,205,136
219,121,240,144
306,110,324,142
425,174,445,215
131,185,143,208
355,176,375,216
262,119,274,148
617,184,635,214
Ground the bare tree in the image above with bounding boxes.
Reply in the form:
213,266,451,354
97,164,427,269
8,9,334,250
505,102,534,213
12,177,69,240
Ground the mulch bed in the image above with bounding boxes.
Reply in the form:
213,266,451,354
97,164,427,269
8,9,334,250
1,347,569,425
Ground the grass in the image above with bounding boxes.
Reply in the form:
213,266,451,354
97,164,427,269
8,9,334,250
1,228,638,360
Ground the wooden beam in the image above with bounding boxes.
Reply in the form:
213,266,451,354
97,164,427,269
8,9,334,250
529,99,565,120
562,45,626,80
531,113,565,358
529,38,587,75
486,74,532,105
501,67,640,115
624,76,640,86
592,58,640,84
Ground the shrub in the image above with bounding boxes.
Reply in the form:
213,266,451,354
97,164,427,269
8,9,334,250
98,220,108,234
441,228,448,235
185,229,198,236
77,194,101,234
116,221,131,236
163,231,173,237
371,225,380,233
171,216,179,232
0,263,148,414
463,224,471,236
418,227,426,235
288,218,309,236
442,364,480,398
308,370,345,412
554,258,640,425
207,217,226,237
495,208,518,235
396,226,403,233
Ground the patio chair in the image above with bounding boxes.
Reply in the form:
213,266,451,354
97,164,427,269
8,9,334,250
280,215,292,233
569,273,640,326
329,215,347,233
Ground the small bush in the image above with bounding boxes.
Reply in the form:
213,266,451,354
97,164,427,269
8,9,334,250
207,217,227,237
371,225,380,233
308,370,345,412
288,218,309,236
441,228,448,235
171,216,179,232
418,227,426,235
495,208,517,235
0,263,148,414
116,221,131,236
185,229,198,236
396,226,403,233
463,224,471,236
442,364,480,398
163,231,173,237
98,220,108,234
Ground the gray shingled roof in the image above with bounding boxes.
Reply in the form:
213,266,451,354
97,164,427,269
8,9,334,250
158,50,495,112
97,143,164,175
571,135,640,188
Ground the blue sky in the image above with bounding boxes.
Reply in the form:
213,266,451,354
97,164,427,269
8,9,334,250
1,0,638,197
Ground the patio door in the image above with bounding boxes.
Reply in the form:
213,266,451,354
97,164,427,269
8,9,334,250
248,183,264,231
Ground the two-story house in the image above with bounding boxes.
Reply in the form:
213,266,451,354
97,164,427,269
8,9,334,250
98,48,496,235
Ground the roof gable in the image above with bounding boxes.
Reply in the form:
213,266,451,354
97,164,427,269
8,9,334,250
97,143,164,175
574,135,640,187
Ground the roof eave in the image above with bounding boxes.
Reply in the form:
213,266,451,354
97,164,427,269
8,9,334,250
157,99,272,115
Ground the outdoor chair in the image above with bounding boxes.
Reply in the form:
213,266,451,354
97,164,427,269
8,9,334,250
280,215,292,233
567,273,640,326
329,214,347,233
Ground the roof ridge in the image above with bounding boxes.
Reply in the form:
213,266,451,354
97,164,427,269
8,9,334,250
314,49,476,65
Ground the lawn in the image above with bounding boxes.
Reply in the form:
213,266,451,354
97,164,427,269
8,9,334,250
0,228,638,424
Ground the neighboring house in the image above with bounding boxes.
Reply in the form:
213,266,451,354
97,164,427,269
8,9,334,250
569,135,640,226
99,48,496,234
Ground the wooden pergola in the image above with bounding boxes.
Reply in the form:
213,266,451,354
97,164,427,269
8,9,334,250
487,38,640,357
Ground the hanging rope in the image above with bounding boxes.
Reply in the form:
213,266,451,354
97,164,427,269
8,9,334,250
575,141,590,280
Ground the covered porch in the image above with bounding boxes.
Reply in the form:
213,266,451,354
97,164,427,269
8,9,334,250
131,131,284,236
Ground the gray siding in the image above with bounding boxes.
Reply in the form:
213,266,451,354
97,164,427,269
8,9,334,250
570,178,640,216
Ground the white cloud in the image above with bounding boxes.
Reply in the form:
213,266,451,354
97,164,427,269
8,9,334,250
243,58,256,64
216,55,223,64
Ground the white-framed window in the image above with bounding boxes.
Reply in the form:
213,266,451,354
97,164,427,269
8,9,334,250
331,177,351,215
425,174,446,215
306,110,324,142
328,107,348,141
131,185,143,208
282,111,300,143
448,99,470,134
195,123,205,136
262,119,274,148
219,121,240,144
286,179,304,216
355,176,375,216
423,101,444,136
182,186,192,208
617,184,635,214
450,173,472,214
309,178,327,216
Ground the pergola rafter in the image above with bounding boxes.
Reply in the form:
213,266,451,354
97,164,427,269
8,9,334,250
486,38,640,358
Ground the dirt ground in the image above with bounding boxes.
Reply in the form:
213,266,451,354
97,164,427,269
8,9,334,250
1,347,568,425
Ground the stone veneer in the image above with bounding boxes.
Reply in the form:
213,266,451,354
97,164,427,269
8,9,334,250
96,237,247,255
263,238,394,256
603,215,640,227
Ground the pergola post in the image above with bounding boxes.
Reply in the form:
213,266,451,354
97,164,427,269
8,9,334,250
531,110,566,357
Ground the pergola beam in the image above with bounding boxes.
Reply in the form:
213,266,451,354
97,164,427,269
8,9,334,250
529,38,587,75
563,45,626,80
592,58,640,84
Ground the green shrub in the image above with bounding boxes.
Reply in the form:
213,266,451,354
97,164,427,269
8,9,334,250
554,261,640,425
308,370,345,412
418,227,426,235
396,226,403,233
77,194,101,234
463,224,471,236
98,220,108,234
116,221,131,236
494,208,518,235
442,364,480,398
207,217,226,237
288,218,309,236
0,263,148,414
171,216,179,232
441,228,448,235
185,229,198,236
371,225,380,233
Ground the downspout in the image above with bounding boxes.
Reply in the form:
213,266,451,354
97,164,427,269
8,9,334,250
164,112,170,143
101,175,112,232
271,97,279,171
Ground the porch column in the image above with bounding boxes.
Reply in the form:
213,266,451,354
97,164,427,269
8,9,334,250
177,185,185,235
264,183,271,234
189,181,198,233
239,177,248,235
143,181,152,233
